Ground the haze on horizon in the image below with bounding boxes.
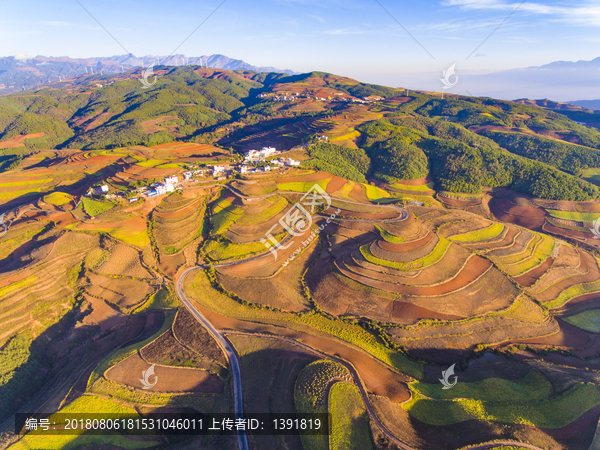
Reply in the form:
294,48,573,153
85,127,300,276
2,0,600,100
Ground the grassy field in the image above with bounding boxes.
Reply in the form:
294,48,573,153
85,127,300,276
360,237,451,271
82,197,115,216
402,382,600,428
581,167,600,186
564,309,600,332
451,223,504,243
329,382,373,450
547,209,600,222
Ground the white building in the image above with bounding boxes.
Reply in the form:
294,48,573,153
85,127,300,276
183,171,192,180
212,165,226,175
284,158,300,167
164,175,178,185
93,184,109,194
240,165,250,174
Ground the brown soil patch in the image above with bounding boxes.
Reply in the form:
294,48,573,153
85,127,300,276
348,182,370,203
81,294,127,331
543,221,597,241
439,196,483,207
78,216,147,232
396,176,431,186
491,198,547,230
86,272,154,309
0,133,45,148
106,352,223,393
140,115,178,134
173,308,226,365
513,257,554,287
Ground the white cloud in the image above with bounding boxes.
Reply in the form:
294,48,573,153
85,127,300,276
443,0,600,27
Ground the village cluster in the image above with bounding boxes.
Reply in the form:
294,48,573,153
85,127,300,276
257,91,384,103
86,146,301,203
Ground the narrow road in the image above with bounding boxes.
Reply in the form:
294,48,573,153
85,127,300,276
176,267,249,450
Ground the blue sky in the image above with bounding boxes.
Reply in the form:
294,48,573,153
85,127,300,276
2,0,599,89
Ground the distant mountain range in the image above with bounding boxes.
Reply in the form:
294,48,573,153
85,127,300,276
0,53,296,94
399,56,600,103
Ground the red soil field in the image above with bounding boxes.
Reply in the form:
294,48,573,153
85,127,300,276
513,257,554,287
325,175,347,194
348,182,370,203
188,302,410,402
0,133,45,148
336,254,492,296
106,353,224,393
491,198,547,230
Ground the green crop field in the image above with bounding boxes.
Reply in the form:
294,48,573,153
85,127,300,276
136,159,164,167
403,382,600,428
409,370,551,402
564,309,600,332
547,209,600,222
43,191,73,206
375,224,404,243
360,237,451,271
451,223,504,243
204,238,271,261
363,183,391,201
329,382,373,450
581,167,600,186
82,197,115,217
390,182,435,192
